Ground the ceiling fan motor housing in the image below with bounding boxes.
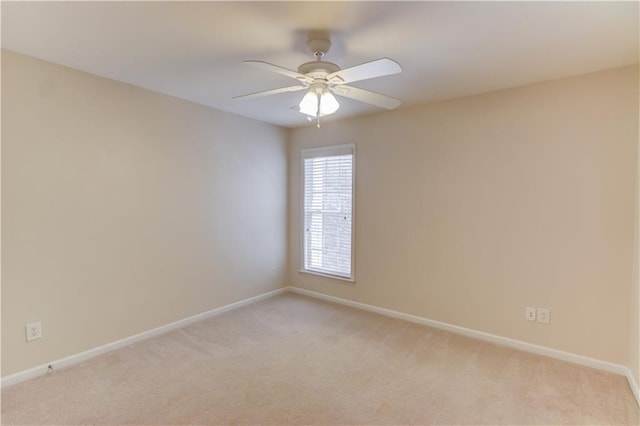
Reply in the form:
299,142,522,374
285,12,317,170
297,61,340,79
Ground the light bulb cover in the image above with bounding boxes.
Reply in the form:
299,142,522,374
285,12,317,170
298,85,340,118
299,91,319,116
319,91,339,115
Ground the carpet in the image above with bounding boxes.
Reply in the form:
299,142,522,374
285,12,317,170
2,292,638,424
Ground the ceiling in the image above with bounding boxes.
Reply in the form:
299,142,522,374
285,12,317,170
2,1,638,128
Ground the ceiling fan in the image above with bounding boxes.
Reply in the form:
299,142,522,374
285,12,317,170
233,33,402,127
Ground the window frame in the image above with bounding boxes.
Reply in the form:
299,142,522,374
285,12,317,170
299,144,356,283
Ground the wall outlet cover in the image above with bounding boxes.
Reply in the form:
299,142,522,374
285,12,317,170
26,322,42,342
537,308,550,324
525,307,536,321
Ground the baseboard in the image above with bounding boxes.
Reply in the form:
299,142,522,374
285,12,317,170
626,369,640,407
286,286,640,407
1,287,287,388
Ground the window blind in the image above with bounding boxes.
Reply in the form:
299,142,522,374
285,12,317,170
302,146,354,279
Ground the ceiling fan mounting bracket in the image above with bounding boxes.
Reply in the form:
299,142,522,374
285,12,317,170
307,37,331,57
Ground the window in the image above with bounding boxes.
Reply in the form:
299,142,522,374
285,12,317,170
301,144,354,281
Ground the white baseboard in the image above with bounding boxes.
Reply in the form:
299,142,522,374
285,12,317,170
626,369,640,407
286,286,640,407
1,288,287,388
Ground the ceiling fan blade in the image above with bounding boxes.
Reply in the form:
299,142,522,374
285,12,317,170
233,85,307,100
327,58,402,85
244,60,313,84
332,85,401,110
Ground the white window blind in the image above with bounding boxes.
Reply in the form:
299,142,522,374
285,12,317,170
302,145,354,280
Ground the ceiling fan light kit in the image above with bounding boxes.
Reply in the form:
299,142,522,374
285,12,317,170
234,33,402,127
299,84,340,117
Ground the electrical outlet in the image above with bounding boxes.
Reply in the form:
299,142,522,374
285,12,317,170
525,307,536,321
25,322,42,342
270,266,276,277
537,308,550,324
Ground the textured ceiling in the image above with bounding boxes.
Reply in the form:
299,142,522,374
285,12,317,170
2,1,638,128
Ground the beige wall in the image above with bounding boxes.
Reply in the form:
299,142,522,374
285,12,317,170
631,65,640,382
632,194,639,380
1,50,288,376
288,65,639,365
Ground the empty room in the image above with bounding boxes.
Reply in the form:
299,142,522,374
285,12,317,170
1,1,639,424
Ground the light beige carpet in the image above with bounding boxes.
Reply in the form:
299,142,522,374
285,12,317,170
2,292,638,425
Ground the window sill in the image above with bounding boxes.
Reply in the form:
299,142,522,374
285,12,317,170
298,269,355,284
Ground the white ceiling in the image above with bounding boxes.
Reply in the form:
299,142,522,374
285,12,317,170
2,1,638,128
